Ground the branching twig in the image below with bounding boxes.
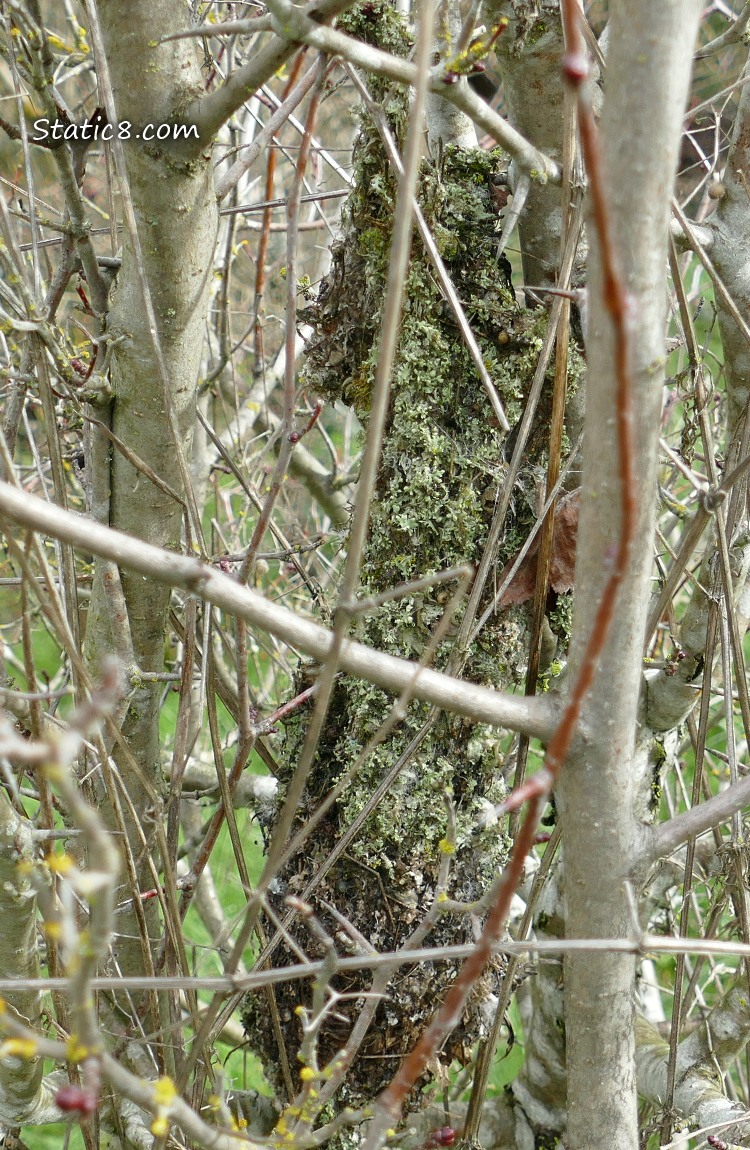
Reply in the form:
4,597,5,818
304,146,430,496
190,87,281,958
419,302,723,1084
178,2,559,179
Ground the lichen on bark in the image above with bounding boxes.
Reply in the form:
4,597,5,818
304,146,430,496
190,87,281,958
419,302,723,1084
243,0,578,1111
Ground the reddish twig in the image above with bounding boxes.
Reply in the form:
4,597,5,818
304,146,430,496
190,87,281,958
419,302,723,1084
364,2,636,1141
289,398,323,445
422,1127,457,1149
71,353,96,383
75,283,93,314
254,683,318,734
239,57,328,585
135,875,195,904
251,47,307,367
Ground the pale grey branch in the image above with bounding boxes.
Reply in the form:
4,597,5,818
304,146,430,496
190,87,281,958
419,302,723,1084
696,2,750,57
641,774,750,867
0,481,557,739
182,0,357,145
186,1,558,179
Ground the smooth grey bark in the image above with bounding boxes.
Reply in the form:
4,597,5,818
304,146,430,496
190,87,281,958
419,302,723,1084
636,999,750,1143
557,5,703,1150
425,0,478,152
83,0,218,973
492,0,588,291
710,77,750,456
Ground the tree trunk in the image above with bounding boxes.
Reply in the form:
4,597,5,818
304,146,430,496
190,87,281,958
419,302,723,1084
84,0,218,974
559,5,703,1148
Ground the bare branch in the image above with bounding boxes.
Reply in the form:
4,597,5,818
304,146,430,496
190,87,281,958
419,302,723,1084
183,2,559,178
696,2,750,57
640,774,750,868
0,480,557,738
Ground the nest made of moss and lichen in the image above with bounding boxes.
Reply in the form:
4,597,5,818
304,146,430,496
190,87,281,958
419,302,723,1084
242,0,580,1114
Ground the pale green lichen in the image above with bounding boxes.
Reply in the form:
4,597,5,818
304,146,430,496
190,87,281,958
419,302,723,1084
244,0,585,1109
296,108,543,883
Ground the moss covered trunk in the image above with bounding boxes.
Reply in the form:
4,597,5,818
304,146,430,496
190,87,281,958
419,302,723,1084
244,0,582,1112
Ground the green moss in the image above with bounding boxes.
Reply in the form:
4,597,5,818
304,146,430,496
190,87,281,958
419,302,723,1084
526,20,549,46
337,0,412,52
295,91,567,856
649,773,663,815
246,0,586,1111
548,591,574,644
536,1130,564,1150
302,134,544,425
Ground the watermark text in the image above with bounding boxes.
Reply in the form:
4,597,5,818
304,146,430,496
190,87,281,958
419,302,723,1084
31,119,199,144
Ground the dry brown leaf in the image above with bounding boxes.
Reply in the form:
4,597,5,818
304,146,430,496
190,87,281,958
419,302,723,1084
498,488,580,608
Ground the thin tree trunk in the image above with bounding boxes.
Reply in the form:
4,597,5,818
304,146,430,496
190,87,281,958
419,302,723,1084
84,0,218,976
558,5,703,1148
